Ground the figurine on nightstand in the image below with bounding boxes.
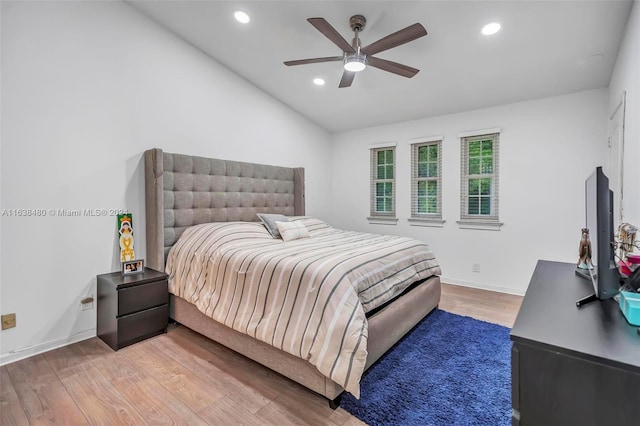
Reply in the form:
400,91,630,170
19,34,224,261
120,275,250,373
577,228,593,270
118,214,135,262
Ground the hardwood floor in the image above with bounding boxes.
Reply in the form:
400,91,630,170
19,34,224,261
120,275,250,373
439,283,523,327
0,283,522,425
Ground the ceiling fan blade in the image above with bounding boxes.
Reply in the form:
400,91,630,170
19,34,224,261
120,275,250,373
338,71,356,88
284,56,343,66
308,18,356,54
367,56,420,78
362,23,427,56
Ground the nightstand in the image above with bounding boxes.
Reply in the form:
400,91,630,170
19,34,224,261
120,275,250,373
97,267,168,350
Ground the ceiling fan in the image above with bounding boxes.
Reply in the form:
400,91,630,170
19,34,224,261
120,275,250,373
284,15,427,88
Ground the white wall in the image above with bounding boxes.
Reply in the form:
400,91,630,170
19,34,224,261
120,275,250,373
329,89,609,295
0,1,331,363
609,0,640,226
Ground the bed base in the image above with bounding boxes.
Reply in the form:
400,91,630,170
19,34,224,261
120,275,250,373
170,275,441,406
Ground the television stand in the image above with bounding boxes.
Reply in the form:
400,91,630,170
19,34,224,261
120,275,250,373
573,267,607,307
511,260,640,426
573,267,593,281
575,292,598,307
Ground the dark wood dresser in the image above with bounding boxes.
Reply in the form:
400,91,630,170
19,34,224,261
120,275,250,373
97,267,168,350
510,260,640,426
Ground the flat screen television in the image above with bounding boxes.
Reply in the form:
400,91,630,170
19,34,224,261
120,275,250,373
575,167,620,306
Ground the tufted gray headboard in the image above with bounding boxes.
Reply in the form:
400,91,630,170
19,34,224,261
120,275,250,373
144,148,305,272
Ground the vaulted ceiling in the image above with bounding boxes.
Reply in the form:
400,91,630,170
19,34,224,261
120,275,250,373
129,1,633,133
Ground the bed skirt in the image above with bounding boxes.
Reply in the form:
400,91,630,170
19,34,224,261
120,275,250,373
169,275,441,401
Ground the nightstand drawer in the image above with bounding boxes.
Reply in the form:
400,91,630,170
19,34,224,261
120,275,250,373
118,279,168,316
117,304,168,348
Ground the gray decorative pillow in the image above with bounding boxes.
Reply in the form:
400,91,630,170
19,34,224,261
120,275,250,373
257,213,289,238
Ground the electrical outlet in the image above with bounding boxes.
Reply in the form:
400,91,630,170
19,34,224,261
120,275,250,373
472,263,481,273
1,313,16,330
81,295,94,311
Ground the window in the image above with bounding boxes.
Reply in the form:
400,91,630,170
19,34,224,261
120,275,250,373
369,144,397,224
458,131,502,230
409,138,444,227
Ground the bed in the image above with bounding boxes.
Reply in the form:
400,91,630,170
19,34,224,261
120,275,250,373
144,148,441,407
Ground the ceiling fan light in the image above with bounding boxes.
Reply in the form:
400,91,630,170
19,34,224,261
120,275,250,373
344,54,367,72
344,61,366,72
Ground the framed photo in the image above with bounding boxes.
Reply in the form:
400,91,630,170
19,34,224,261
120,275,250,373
122,259,144,276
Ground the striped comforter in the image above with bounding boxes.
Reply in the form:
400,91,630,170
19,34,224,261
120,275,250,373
166,217,441,397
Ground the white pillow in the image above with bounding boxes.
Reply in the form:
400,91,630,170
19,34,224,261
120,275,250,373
276,221,310,242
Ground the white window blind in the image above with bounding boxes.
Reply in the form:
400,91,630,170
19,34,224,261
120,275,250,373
410,140,443,224
459,132,502,230
369,147,396,219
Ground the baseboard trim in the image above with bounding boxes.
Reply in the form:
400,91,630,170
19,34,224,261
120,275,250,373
0,328,96,366
441,276,526,296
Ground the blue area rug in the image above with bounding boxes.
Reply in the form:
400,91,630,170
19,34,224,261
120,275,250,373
341,310,511,426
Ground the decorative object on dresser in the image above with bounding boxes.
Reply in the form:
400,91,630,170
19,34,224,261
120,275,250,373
576,227,593,270
97,268,168,350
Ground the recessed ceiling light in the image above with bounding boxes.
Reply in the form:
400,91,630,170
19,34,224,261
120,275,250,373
234,10,250,24
482,22,501,35
313,78,325,86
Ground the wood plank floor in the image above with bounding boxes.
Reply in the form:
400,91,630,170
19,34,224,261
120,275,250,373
439,283,523,328
0,283,522,425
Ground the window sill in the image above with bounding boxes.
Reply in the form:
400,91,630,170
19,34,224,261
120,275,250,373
408,217,445,228
367,216,398,225
457,220,503,231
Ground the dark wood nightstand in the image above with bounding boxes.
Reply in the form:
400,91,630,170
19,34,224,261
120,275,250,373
97,267,168,350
